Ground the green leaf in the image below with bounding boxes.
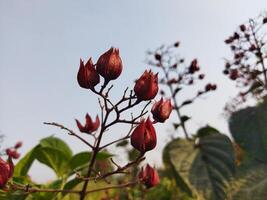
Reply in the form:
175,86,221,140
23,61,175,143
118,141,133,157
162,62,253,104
40,136,73,159
14,146,39,176
69,152,92,171
229,100,267,162
230,166,267,200
163,138,194,197
69,151,113,172
180,115,190,123
64,179,83,190
116,140,129,147
35,147,70,177
189,134,236,200
196,125,220,137
163,128,235,200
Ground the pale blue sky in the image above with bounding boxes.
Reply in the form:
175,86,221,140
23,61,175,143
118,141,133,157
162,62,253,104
0,0,266,182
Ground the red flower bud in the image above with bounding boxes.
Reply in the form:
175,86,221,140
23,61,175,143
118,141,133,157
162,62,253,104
76,114,100,134
96,47,123,81
240,24,246,32
0,157,14,188
131,118,157,153
188,59,200,74
229,69,239,80
77,58,100,89
205,83,217,91
6,149,20,159
198,74,205,80
139,164,160,188
134,70,158,101
14,141,23,149
151,98,172,123
154,53,162,61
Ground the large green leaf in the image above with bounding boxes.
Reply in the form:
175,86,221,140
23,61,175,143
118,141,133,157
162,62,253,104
163,138,195,197
229,100,267,162
40,136,73,159
230,165,267,200
14,146,40,177
189,134,235,200
163,128,235,200
69,151,114,172
35,147,70,177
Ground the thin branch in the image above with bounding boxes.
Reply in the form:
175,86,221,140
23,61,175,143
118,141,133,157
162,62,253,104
43,122,94,149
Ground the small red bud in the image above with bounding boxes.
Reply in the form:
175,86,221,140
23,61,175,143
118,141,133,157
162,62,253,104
188,59,200,74
198,74,205,80
96,47,123,81
188,79,194,85
211,84,217,90
229,69,239,80
223,69,229,75
240,24,246,32
77,58,100,89
205,83,213,91
225,62,231,69
6,149,20,159
233,32,240,40
139,164,160,188
154,53,162,61
225,37,234,44
249,44,256,51
134,70,159,101
131,118,157,153
76,114,100,134
151,98,172,123
174,42,180,47
14,141,23,149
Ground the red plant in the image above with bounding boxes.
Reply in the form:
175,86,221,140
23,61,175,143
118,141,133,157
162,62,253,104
223,15,267,112
4,47,165,199
147,42,217,139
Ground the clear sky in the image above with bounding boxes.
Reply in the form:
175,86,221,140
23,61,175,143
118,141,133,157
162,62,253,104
0,0,266,182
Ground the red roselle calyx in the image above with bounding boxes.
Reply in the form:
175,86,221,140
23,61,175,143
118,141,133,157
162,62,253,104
77,58,100,89
134,70,158,101
6,149,20,159
139,164,160,188
76,114,100,134
151,98,172,123
96,47,123,81
0,157,14,188
130,118,157,153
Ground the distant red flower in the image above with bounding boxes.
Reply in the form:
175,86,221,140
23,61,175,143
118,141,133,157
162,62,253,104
139,164,160,188
151,98,172,123
131,118,157,153
96,47,123,81
134,70,158,101
76,114,100,134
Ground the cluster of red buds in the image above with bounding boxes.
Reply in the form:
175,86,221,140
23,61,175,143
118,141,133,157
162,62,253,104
42,47,174,199
223,15,267,112
147,42,217,139
0,141,22,188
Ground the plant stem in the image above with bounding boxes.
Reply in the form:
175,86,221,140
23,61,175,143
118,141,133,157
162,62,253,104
161,66,190,139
